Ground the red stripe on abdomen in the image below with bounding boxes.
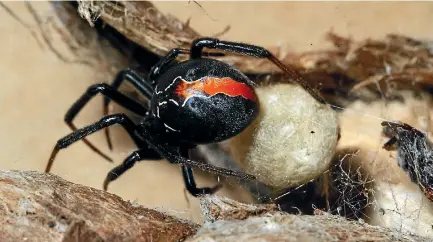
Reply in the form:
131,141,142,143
175,77,257,102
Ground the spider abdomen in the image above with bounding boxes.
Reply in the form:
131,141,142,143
151,58,259,144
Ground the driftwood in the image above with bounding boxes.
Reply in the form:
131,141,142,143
190,196,428,242
0,170,428,242
0,169,198,242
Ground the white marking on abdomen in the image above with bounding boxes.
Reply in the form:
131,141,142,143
155,85,162,94
157,101,167,118
165,76,184,91
169,99,179,106
164,123,179,132
181,94,206,107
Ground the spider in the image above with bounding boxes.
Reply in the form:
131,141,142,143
45,37,325,197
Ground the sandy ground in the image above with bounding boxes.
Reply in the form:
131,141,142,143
1,1,433,223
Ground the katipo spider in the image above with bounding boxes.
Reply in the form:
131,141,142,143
45,37,325,197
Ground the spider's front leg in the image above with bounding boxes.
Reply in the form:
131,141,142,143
64,83,148,161
46,113,161,190
46,114,155,172
189,38,326,104
102,70,154,150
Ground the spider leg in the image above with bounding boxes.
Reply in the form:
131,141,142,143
103,69,153,109
148,48,225,83
137,117,256,181
190,38,326,104
46,114,142,173
181,165,222,197
103,70,154,150
180,148,222,197
103,148,160,191
102,146,222,196
65,84,147,161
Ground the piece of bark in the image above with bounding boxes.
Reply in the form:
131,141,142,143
76,1,200,56
187,196,429,242
199,195,279,223
0,169,198,242
74,1,293,73
74,1,433,105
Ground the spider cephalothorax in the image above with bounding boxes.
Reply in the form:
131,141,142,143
45,38,324,197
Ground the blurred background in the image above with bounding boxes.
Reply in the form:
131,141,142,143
1,1,433,223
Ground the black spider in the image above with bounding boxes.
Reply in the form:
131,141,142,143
45,38,325,197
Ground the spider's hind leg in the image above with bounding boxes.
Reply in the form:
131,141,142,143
181,165,222,197
136,116,256,182
180,148,222,197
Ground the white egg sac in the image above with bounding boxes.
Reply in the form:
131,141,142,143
229,83,339,190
